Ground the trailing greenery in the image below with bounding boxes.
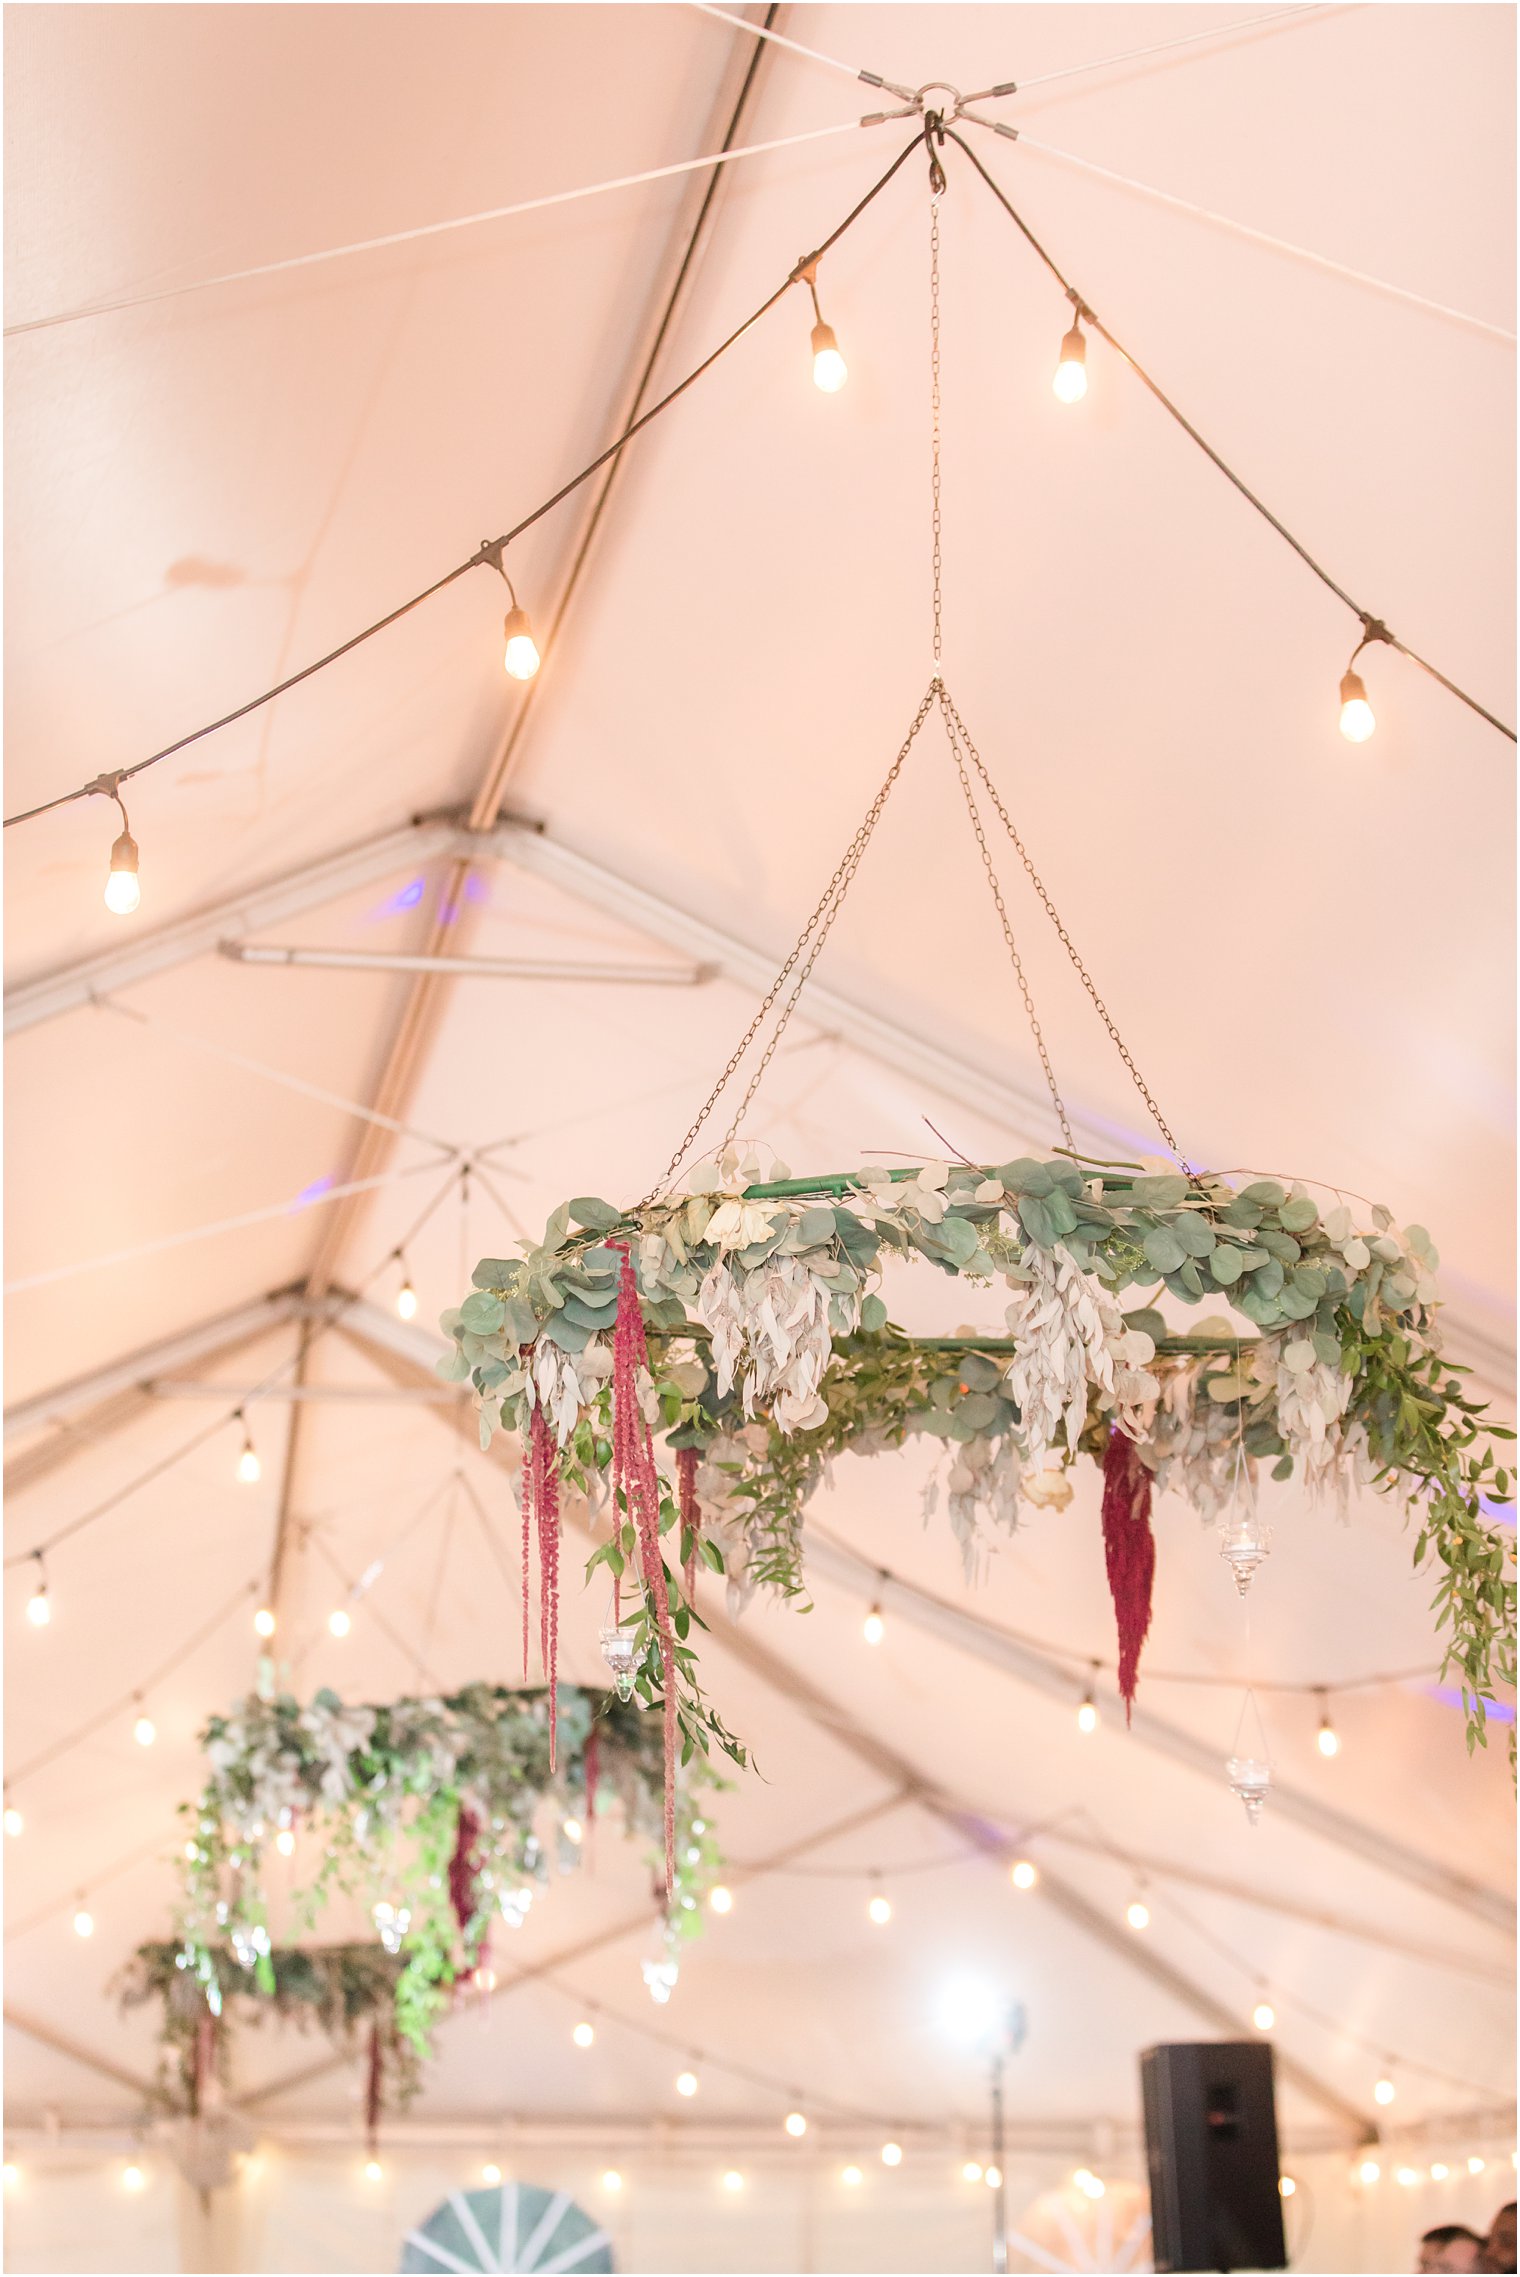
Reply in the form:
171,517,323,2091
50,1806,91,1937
118,1940,418,2113
445,1149,1514,1758
172,1682,722,2058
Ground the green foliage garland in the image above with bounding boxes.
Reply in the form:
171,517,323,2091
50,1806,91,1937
174,1682,721,2057
446,1149,1515,1757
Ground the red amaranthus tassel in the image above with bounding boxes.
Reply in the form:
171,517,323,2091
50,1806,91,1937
611,1242,676,1895
677,1445,701,1604
447,1803,480,1938
1101,1427,1156,1722
520,1405,562,1767
365,2018,383,2158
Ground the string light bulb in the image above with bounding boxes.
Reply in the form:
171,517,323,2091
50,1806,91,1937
275,1829,295,1857
722,2170,744,2193
1279,2176,1297,2198
799,260,848,393
841,2165,863,2187
963,2161,984,2183
986,2165,1004,2190
394,1255,418,1322
1373,2072,1396,2106
1468,2158,1486,2176
1053,313,1089,404
1430,2163,1449,2182
73,1904,94,1939
502,606,541,682
601,2171,622,2195
105,827,142,916
1010,1859,1038,1891
363,2160,383,2183
1125,1892,1151,1931
868,1888,892,1926
3,1806,22,1838
562,1817,584,1846
133,1704,156,1748
784,2112,808,2139
1359,2159,1381,2185
676,2069,699,2098
253,1606,276,1639
1315,1693,1341,1758
1253,1999,1276,2032
1339,669,1376,743
328,1608,351,1639
862,1604,885,1646
572,2020,595,2049
881,2142,903,2168
25,1561,51,1628
481,2163,502,2186
708,1884,733,1914
122,2162,145,2192
235,1416,261,1485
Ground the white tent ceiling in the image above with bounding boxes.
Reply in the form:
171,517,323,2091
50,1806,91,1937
3,0,1514,2228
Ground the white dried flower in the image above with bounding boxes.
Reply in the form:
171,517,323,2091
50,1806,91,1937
696,1255,835,1434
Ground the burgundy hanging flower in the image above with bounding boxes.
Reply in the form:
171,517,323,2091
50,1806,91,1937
1101,1427,1156,1722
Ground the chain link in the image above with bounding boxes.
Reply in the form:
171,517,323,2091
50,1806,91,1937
929,199,943,671
939,701,1073,1152
637,688,939,1204
939,685,1187,1165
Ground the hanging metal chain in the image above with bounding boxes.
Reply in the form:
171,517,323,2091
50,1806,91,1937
929,197,944,674
638,686,939,1204
929,187,1075,1156
939,684,1187,1165
941,703,1073,1151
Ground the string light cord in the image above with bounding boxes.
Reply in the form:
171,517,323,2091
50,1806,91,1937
941,126,1517,745
2,119,870,340
4,1577,261,1790
806,1525,1435,1698
1017,5,1326,93
1013,130,1516,346
3,1155,468,1572
2,128,931,836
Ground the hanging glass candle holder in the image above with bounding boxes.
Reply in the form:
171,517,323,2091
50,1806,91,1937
599,1623,641,1701
1227,1690,1273,1825
1218,1505,1271,1595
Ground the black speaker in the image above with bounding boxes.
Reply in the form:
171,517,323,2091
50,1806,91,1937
1141,2040,1288,2272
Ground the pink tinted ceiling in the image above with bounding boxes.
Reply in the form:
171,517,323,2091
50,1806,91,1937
3,1,1513,2147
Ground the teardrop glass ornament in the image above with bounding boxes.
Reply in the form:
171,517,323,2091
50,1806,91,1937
1227,1755,1273,1825
1219,1506,1271,1595
598,1623,641,1701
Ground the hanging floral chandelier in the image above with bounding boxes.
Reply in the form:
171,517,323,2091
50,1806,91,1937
441,164,1514,1856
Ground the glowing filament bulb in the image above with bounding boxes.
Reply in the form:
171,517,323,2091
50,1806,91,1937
1359,2159,1381,2185
862,1605,885,1646
133,1712,156,1748
708,1884,733,1914
811,320,848,393
1316,1712,1340,1759
328,1608,351,1638
395,1277,418,1322
236,1435,261,1485
676,2070,699,2098
1430,2163,1449,2182
73,1906,94,1939
122,2163,145,2192
1010,1859,1038,1891
722,2170,744,2192
363,2160,383,2183
105,829,141,916
503,607,541,681
1125,1897,1150,1931
880,2142,903,2168
3,1807,22,1837
867,1891,892,1926
1468,2158,1486,2176
1279,2176,1297,2198
562,1817,584,1846
784,2113,807,2138
962,2162,983,2183
841,2166,863,2187
26,1579,50,1628
1077,1691,1098,1735
601,2171,622,2194
1339,669,1376,743
986,2165,1004,2189
1253,2000,1276,2032
253,1607,276,1639
481,2163,502,2185
1373,2074,1396,2106
1053,321,1088,404
572,2021,595,2049
275,1829,295,1857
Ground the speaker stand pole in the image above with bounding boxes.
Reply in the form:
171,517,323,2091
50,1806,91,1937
990,2050,1008,2274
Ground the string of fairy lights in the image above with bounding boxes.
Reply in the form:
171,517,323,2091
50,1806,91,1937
5,105,1513,915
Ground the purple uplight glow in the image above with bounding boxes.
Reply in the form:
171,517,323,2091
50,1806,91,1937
290,1174,335,1212
368,875,427,921
1423,1684,1516,1725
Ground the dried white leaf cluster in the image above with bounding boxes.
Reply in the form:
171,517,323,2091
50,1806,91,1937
697,1255,834,1432
1003,1245,1157,1463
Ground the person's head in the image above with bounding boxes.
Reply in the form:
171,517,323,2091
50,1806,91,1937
1481,2203,1518,2274
1420,2224,1484,2274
